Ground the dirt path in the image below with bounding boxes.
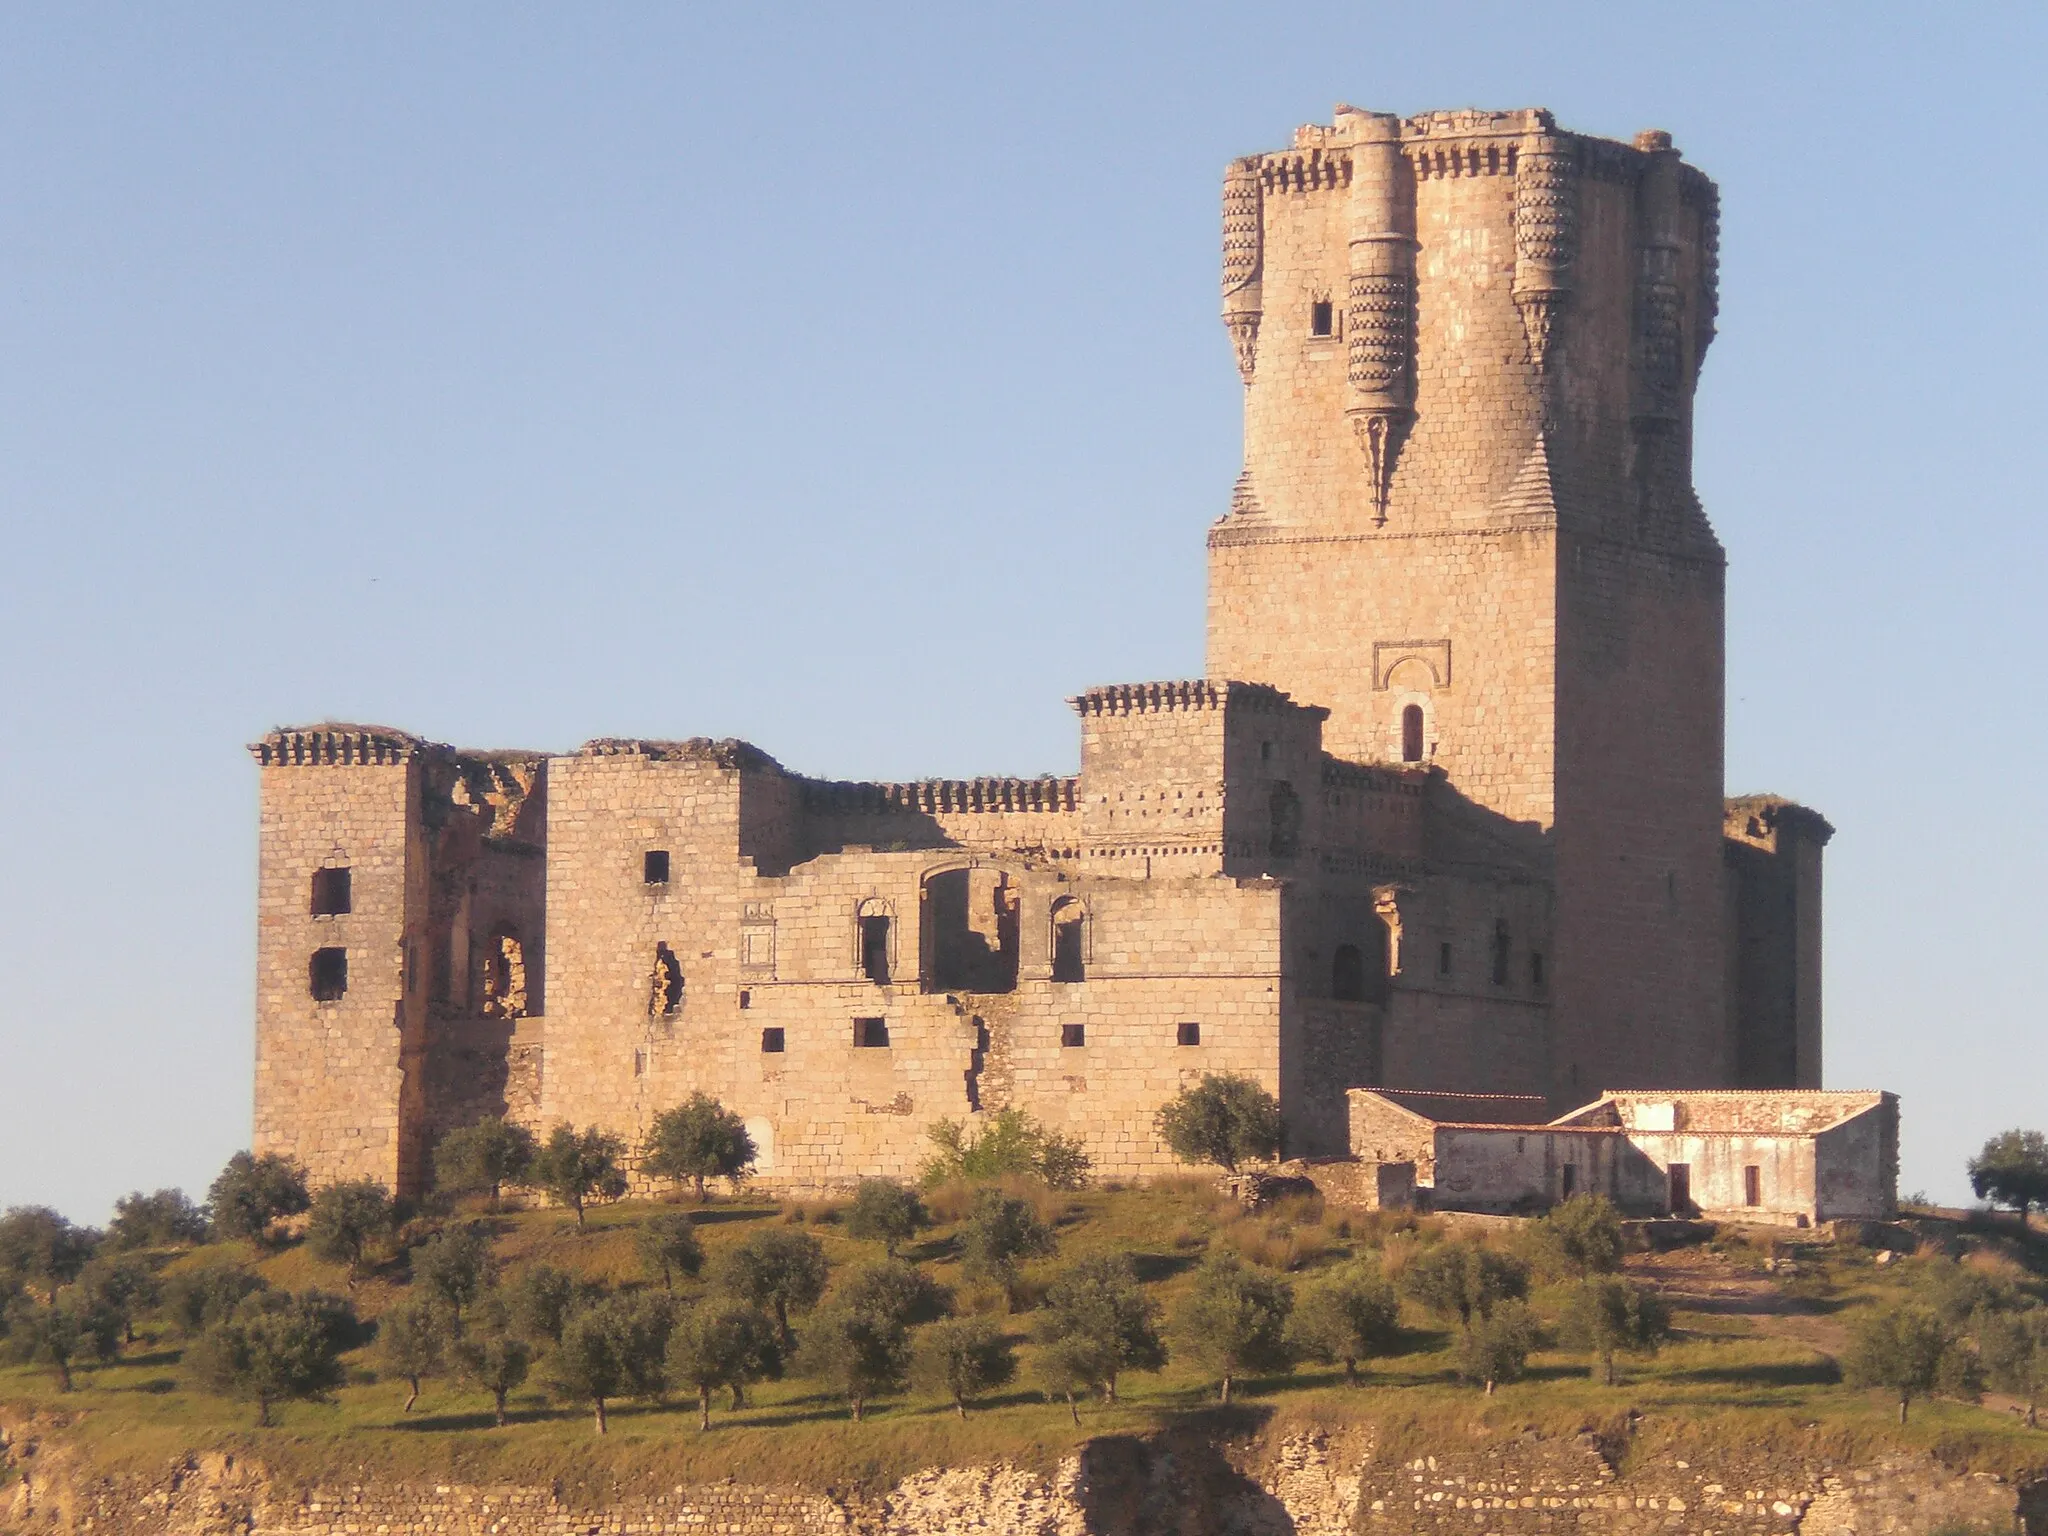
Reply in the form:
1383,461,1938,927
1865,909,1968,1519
1628,1249,1853,1357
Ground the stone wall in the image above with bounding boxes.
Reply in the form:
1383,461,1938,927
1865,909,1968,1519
4,1412,2031,1536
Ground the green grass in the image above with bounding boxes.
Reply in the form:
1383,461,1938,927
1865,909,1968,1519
7,1188,2048,1498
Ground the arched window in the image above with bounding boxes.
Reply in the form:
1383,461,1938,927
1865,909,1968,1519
1401,704,1425,763
857,899,892,984
1050,897,1086,983
1332,944,1365,1002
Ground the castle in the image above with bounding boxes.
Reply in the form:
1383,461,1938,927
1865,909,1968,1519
251,106,1834,1199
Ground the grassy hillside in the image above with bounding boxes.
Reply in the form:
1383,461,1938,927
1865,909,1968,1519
5,1180,2046,1499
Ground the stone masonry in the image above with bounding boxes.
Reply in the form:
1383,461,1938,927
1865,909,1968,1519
249,106,1838,1197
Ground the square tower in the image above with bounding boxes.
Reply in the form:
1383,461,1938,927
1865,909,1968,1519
1208,108,1730,1101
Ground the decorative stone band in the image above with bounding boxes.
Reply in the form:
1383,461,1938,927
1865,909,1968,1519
249,726,429,767
800,777,1079,816
1682,167,1721,358
1069,678,1323,719
1255,149,1349,193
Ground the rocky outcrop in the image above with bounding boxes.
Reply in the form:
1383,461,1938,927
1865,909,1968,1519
1,1410,2032,1536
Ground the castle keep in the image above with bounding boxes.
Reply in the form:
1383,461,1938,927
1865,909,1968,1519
252,107,1834,1199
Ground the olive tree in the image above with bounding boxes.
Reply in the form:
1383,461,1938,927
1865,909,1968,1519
1154,1075,1283,1174
641,1094,757,1202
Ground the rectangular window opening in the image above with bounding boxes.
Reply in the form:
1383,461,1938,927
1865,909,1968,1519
1743,1165,1761,1207
1561,1164,1577,1199
1061,1023,1086,1048
1310,299,1334,337
739,989,752,1010
1530,951,1546,987
309,946,348,1002
1176,1021,1201,1047
1437,941,1453,976
860,916,891,984
761,1027,786,1053
310,866,352,916
1668,1162,1692,1215
854,1016,890,1048
644,849,670,885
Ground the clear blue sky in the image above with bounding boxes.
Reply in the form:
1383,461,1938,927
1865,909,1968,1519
2,4,2042,1222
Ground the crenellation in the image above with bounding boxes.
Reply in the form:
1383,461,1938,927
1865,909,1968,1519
250,104,1842,1199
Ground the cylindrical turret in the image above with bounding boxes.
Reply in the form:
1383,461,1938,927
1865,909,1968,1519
1339,108,1415,523
1220,158,1264,385
1513,130,1578,373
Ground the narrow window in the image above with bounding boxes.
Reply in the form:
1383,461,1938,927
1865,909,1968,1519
1668,1163,1692,1215
644,849,670,885
1401,704,1425,763
650,942,684,1016
1259,739,1273,762
1309,299,1334,337
1491,920,1511,986
1743,1165,1761,1207
860,915,891,984
310,867,352,916
633,1048,646,1077
854,1016,890,1048
739,989,752,1010
1177,1021,1201,1046
309,947,348,1002
1530,951,1546,988
1332,943,1365,1003
1437,941,1453,976
1061,1023,1086,1048
1561,1164,1577,1199
1268,780,1301,858
1051,898,1085,983
761,1027,786,1053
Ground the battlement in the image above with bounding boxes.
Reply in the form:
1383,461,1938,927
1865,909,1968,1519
800,777,1079,816
250,724,433,767
1069,679,1324,720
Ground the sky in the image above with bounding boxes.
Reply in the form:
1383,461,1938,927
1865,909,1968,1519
1,4,2043,1223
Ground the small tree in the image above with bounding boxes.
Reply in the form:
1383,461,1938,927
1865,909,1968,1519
1399,1242,1529,1326
1170,1253,1293,1403
1559,1276,1671,1385
919,1109,1092,1190
164,1266,269,1336
833,1259,954,1329
641,1094,757,1202
960,1190,1057,1306
377,1292,452,1411
665,1300,782,1429
713,1228,830,1348
506,1264,586,1345
1978,1306,2048,1428
798,1303,910,1421
1526,1194,1625,1279
206,1152,311,1245
1847,1301,1960,1424
1287,1260,1400,1385
79,1253,161,1344
0,1206,99,1299
845,1179,929,1257
1033,1253,1165,1404
188,1289,356,1426
411,1225,495,1317
1154,1075,1283,1174
306,1180,395,1288
1455,1300,1541,1393
108,1189,208,1249
1968,1130,2048,1223
433,1118,539,1208
548,1293,674,1435
2,1291,122,1391
528,1125,629,1229
449,1298,533,1427
913,1316,1016,1417
637,1211,705,1292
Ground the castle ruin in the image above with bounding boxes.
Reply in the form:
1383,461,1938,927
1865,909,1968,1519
251,107,1833,1197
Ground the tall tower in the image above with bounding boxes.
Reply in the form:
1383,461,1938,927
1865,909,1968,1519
1208,107,1730,1099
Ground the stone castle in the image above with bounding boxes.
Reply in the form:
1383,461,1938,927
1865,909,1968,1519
251,106,1834,1198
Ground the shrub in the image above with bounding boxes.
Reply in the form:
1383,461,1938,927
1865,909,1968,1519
845,1179,929,1257
0,1207,99,1297
1032,1253,1164,1405
1169,1252,1293,1402
2,1290,122,1391
411,1225,495,1316
433,1118,538,1207
1525,1194,1625,1279
77,1254,160,1344
107,1189,208,1250
1399,1241,1528,1326
636,1212,705,1292
832,1259,953,1329
1455,1300,1541,1393
527,1125,628,1229
306,1180,395,1288
712,1228,829,1349
188,1289,356,1426
960,1190,1057,1306
1846,1301,1964,1424
665,1300,782,1429
1559,1276,1671,1385
504,1264,587,1345
641,1094,757,1201
920,1109,1091,1190
912,1316,1016,1417
1154,1075,1283,1173
206,1153,311,1245
164,1267,270,1337
1287,1259,1400,1384
1977,1305,2048,1427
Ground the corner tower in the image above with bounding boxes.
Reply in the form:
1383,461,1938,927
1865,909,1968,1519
1208,107,1729,1100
